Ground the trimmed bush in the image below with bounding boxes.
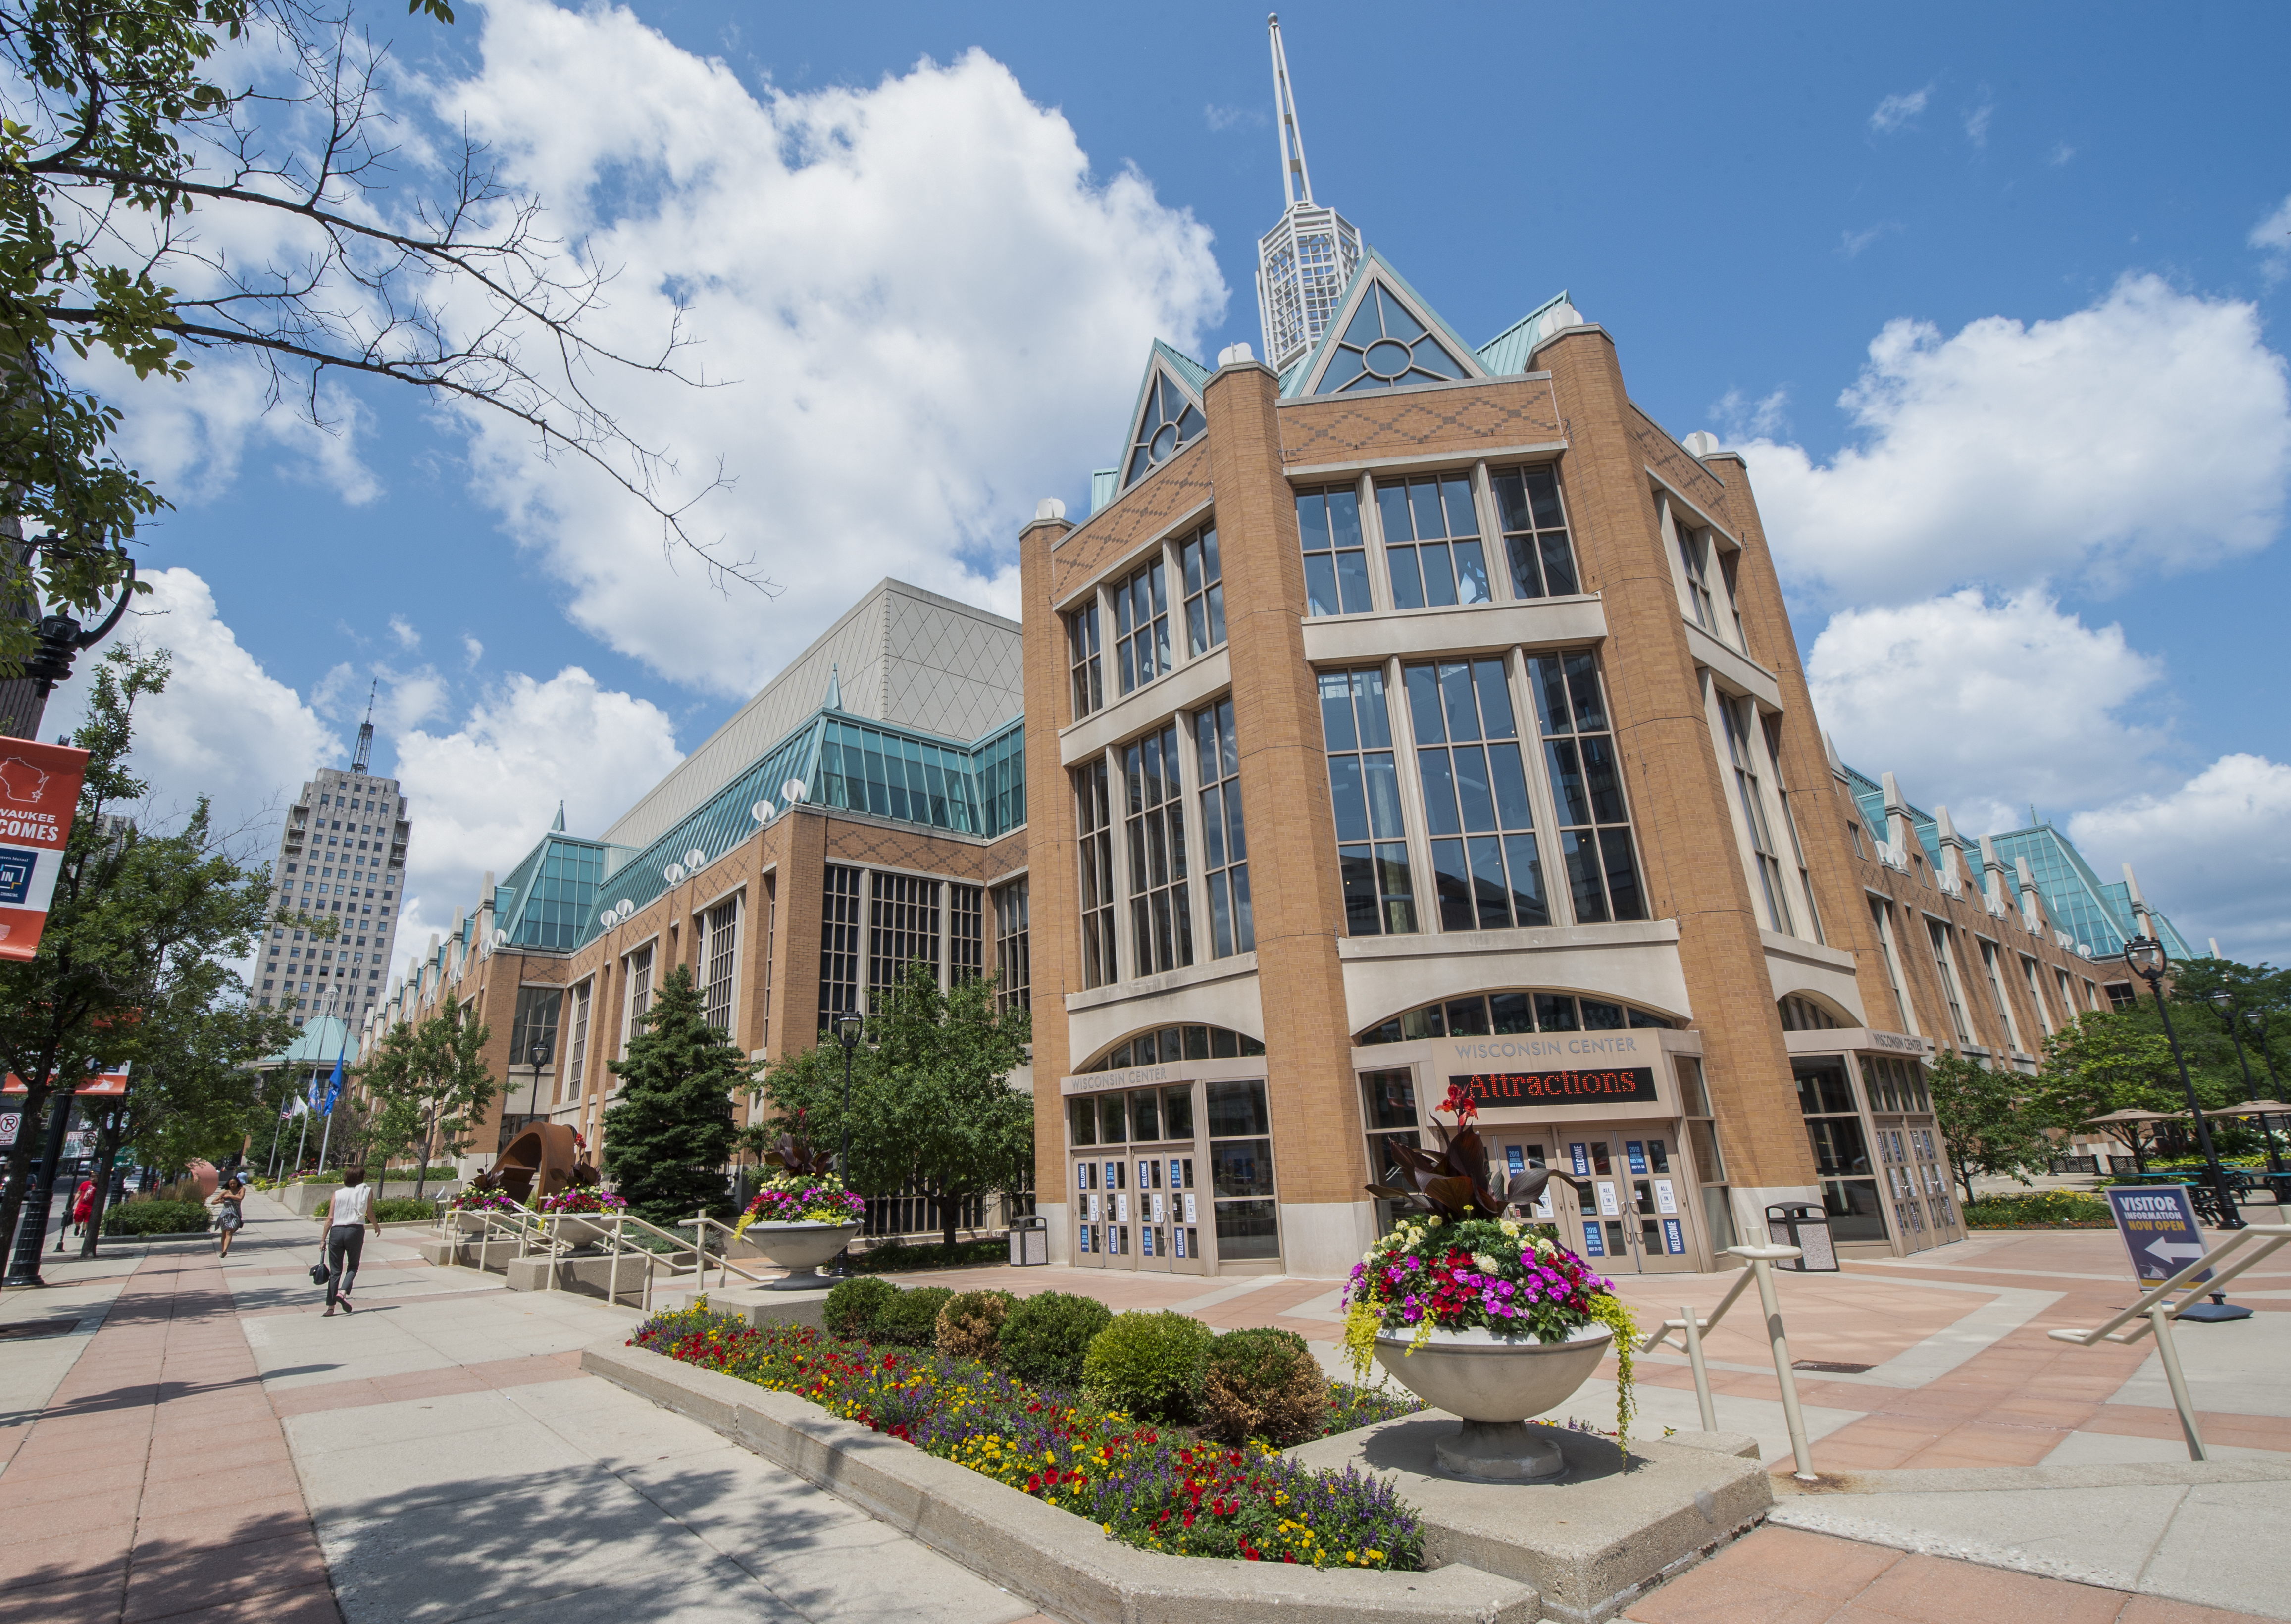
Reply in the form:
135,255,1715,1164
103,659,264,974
1964,1190,2112,1229
935,1289,1017,1363
102,1200,212,1237
1082,1310,1213,1425
873,1285,956,1349
1199,1326,1329,1447
843,1236,1009,1274
996,1290,1114,1391
373,1198,439,1223
822,1276,899,1340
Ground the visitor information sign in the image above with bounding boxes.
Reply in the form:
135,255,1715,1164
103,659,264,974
2103,1185,2213,1285
0,738,88,960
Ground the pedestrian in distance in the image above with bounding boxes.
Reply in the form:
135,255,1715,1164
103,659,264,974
69,1176,95,1238
209,1176,247,1258
320,1167,379,1317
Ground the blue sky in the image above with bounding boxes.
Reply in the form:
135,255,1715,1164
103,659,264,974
49,0,2291,965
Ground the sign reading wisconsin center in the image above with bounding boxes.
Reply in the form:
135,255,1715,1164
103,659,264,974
2103,1185,2213,1285
0,738,89,961
1450,1067,1660,1107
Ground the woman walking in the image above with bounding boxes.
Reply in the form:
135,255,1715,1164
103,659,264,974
209,1176,246,1258
69,1177,95,1238
321,1167,379,1317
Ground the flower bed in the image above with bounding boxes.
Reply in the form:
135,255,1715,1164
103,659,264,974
536,1188,627,1215
1964,1190,2113,1228
447,1188,526,1215
630,1306,1425,1570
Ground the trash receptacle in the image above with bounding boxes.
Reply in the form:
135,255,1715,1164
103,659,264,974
1765,1203,1839,1271
1008,1215,1049,1267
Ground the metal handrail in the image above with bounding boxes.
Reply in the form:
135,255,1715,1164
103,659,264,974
1639,1243,1820,1482
2046,1222,2291,1461
436,1201,773,1313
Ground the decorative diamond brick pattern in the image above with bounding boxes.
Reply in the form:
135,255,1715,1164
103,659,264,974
1277,377,1563,466
1631,405,1731,508
1049,439,1215,605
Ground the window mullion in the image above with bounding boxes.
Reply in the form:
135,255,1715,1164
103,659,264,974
1357,472,1393,612
1470,461,1507,603
1385,656,1439,929
1105,745,1132,983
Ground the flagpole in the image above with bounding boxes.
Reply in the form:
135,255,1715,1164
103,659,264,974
316,1005,344,1172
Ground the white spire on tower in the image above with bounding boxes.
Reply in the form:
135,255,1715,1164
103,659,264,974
1255,14,1361,373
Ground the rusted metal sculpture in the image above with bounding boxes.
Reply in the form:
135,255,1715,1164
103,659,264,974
487,1122,597,1203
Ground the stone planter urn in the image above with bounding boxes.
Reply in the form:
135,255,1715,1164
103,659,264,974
744,1221,860,1291
545,1215,614,1248
1372,1321,1613,1480
449,1209,497,1234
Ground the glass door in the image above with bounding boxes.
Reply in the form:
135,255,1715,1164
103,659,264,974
1547,1135,1696,1273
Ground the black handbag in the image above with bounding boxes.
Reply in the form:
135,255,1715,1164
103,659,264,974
310,1256,331,1285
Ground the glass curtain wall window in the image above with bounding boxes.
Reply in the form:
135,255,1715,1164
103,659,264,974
1869,898,1914,1031
950,885,984,983
1978,939,2024,1051
1527,652,1646,923
560,981,590,1106
2021,955,2054,1035
1490,465,1579,598
819,866,863,1035
1124,371,1205,487
1321,666,1416,936
1207,1080,1279,1258
1405,659,1547,930
702,898,739,1034
1076,762,1118,989
1316,282,1470,393
1068,606,1104,720
1796,1059,1886,1241
1113,558,1172,696
1926,920,1974,1047
758,875,775,1055
1677,521,1720,634
993,880,1030,1011
868,873,941,1001
1193,698,1253,958
1178,525,1226,657
1376,474,1490,609
622,944,654,1059
1721,697,1793,934
1295,485,1372,616
1124,723,1194,975
1360,1069,1422,1229
1764,713,1824,944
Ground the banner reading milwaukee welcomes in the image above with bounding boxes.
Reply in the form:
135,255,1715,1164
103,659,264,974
0,738,89,961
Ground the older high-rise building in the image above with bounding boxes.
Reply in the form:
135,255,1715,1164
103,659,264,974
256,703,410,1027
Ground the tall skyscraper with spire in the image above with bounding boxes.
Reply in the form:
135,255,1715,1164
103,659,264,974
1254,14,1362,372
253,689,412,1027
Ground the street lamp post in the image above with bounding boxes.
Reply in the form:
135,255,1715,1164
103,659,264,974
524,1038,554,1133
2124,937,2243,1231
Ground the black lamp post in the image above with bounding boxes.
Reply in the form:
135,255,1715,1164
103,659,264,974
832,1011,865,1184
524,1038,554,1130
2125,937,2243,1231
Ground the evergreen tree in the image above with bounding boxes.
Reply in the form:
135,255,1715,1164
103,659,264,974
601,966,747,1223
765,963,1032,1250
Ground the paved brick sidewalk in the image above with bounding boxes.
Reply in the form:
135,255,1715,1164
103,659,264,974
0,1243,339,1624
1623,1526,2269,1623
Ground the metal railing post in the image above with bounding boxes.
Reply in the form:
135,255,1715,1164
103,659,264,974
1680,1304,1718,1433
2148,1305,2207,1461
608,1213,622,1309
1741,1248,1819,1483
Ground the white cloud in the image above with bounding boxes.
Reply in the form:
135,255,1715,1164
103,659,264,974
1963,99,1994,147
1808,591,2167,833
41,568,339,847
388,668,683,979
1870,87,1930,133
427,1,1228,697
2069,756,2291,964
461,634,484,670
2253,193,2291,284
87,352,384,509
1838,222,1899,260
389,616,421,651
1204,103,1264,133
1711,386,1789,442
1748,275,2291,608
2048,141,2077,167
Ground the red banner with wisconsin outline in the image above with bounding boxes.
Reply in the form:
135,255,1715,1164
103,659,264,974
0,738,89,961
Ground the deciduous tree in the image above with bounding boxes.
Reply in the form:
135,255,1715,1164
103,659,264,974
1925,1051,2052,1206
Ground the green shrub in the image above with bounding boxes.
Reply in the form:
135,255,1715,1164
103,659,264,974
1082,1310,1213,1425
102,1200,212,1237
843,1236,1009,1274
873,1286,956,1348
822,1276,899,1339
996,1290,1114,1391
373,1198,439,1223
936,1289,1017,1362
1199,1327,1329,1447
1964,1191,2113,1229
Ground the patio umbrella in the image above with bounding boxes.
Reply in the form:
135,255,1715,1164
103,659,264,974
2214,1101,2291,1176
2082,1107,2187,1172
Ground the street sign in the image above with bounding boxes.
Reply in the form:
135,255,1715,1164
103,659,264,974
2104,1185,2214,1286
0,738,88,961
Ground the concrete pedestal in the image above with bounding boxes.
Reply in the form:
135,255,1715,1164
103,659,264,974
1289,1418,1773,1624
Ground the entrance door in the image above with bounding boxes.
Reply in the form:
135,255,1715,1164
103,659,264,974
1070,1153,1131,1268
1544,1135,1696,1273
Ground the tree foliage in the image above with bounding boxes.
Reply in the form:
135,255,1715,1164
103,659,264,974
0,0,745,668
763,963,1032,1250
354,988,491,1194
1925,1051,2052,1206
2034,1010,2184,1165
601,964,746,1224
0,643,289,1254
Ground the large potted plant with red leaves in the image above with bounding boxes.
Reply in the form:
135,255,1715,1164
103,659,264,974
1344,1084,1639,1480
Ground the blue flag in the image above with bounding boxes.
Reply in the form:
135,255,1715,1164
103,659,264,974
323,1054,345,1116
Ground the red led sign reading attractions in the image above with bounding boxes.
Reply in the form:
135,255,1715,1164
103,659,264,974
1449,1067,1659,1106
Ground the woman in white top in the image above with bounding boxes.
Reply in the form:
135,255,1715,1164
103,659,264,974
321,1167,379,1316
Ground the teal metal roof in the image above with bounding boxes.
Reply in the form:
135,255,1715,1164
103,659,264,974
1476,290,1574,376
494,834,611,952
1842,763,2191,962
261,1017,353,1067
1156,340,1213,396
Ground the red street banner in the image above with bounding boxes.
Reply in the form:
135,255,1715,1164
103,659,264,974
3,1072,129,1095
0,737,89,960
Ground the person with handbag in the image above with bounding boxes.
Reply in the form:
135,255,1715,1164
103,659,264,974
319,1167,379,1316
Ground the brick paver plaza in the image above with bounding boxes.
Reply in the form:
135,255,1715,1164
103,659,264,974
1,1196,2284,1622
